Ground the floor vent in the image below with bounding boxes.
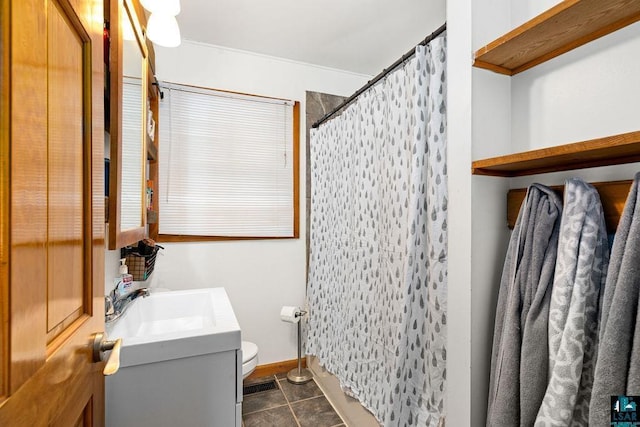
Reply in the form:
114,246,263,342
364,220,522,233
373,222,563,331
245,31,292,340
243,380,278,396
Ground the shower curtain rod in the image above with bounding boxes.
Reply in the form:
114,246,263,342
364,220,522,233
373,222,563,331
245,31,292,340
311,22,446,129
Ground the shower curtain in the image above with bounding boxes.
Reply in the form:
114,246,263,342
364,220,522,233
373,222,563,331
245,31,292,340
307,36,447,427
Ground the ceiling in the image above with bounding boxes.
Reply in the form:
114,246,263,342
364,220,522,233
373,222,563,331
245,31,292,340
176,0,446,76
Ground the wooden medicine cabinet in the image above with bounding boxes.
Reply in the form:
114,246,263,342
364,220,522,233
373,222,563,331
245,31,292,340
107,0,150,249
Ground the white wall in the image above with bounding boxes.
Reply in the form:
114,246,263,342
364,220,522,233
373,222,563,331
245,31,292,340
511,24,640,154
445,0,473,425
446,0,640,425
447,0,513,425
152,41,369,364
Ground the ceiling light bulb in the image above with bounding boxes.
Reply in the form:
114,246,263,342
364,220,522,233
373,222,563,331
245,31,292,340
140,0,180,16
147,13,181,48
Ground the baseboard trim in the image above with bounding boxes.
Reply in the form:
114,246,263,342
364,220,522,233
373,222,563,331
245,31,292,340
246,358,307,380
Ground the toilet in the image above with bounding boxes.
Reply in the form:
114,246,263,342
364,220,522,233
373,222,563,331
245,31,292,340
242,341,259,379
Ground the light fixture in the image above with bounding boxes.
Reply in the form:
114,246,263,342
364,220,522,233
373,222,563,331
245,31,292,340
140,0,180,16
141,0,181,48
147,13,181,47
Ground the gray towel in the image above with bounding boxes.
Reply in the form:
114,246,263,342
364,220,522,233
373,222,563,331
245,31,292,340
590,172,640,426
629,306,640,394
535,179,609,426
487,184,562,427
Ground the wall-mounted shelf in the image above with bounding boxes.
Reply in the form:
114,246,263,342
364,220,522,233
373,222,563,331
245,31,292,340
473,0,640,75
472,131,640,177
507,180,631,232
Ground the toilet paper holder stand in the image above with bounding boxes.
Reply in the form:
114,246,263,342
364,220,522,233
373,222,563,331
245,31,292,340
287,309,313,385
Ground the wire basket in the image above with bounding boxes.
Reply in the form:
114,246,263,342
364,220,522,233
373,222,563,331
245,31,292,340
124,246,159,281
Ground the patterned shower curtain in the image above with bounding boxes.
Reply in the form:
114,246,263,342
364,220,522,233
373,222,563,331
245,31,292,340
307,36,447,427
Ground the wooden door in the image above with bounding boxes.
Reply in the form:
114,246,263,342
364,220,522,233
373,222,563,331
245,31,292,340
0,0,106,425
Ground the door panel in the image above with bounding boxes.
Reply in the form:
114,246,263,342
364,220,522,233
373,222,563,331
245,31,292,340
9,0,48,392
46,0,88,342
0,0,105,424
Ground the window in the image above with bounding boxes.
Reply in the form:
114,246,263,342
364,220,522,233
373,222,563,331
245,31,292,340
158,83,299,240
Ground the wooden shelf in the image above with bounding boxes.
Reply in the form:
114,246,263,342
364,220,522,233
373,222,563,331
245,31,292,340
507,180,631,232
473,0,640,75
472,131,640,177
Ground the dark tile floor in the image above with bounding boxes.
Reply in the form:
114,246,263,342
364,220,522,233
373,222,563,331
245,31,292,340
242,374,345,427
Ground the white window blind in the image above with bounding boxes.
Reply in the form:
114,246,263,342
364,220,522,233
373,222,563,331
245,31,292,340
158,83,296,238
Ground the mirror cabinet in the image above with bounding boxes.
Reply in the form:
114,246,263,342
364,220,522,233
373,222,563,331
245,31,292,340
106,0,159,249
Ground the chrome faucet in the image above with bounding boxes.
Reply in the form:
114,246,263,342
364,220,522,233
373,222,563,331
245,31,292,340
105,287,150,323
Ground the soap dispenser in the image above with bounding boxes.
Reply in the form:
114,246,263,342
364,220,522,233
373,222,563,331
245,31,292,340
115,258,134,297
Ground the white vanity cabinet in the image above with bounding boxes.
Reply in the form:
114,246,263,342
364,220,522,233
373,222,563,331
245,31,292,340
105,288,243,427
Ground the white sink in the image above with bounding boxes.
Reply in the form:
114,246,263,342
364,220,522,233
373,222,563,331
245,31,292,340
106,287,241,368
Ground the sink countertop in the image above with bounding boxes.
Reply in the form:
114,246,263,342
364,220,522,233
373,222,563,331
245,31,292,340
107,287,242,368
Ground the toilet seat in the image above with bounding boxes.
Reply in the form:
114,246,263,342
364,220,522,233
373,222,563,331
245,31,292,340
242,341,258,379
242,341,258,363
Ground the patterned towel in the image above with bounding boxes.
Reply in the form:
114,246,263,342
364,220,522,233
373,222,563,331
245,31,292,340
535,178,609,426
487,184,562,427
